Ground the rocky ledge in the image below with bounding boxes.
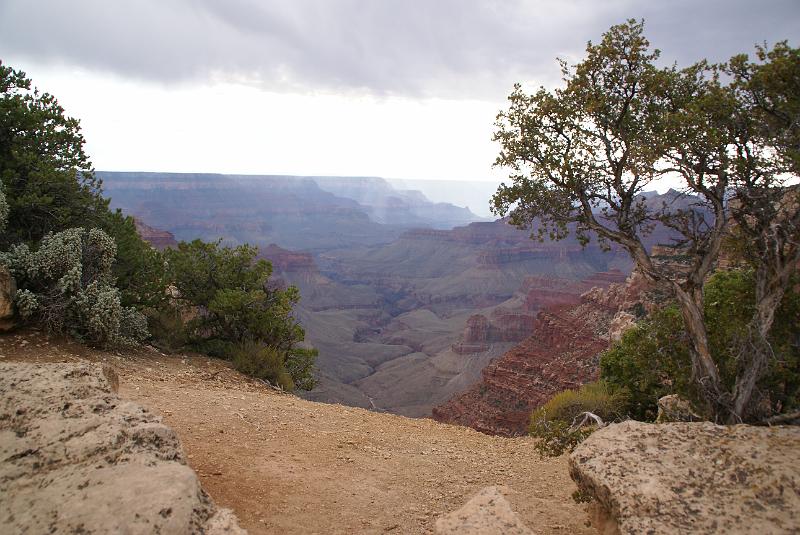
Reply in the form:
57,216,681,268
0,362,245,534
569,421,800,534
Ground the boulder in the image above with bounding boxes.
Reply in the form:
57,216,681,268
0,362,246,534
569,420,800,534
0,265,15,331
435,486,533,535
607,311,635,343
654,394,701,423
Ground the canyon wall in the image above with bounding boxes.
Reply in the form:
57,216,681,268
432,274,645,436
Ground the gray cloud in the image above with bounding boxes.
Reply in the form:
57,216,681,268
1,0,798,98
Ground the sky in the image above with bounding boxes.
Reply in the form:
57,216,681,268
1,1,799,214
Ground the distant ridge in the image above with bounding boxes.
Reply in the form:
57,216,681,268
98,171,486,252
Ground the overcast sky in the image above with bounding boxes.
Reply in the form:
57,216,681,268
1,0,799,212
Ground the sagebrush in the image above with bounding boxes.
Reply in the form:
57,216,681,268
1,227,148,346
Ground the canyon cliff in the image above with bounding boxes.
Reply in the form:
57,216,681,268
433,274,647,436
134,219,178,250
100,172,486,252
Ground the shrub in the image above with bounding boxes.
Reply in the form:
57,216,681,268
231,340,295,391
601,269,800,421
145,303,189,353
165,239,317,389
1,227,148,346
101,210,169,310
529,381,627,457
600,307,693,421
285,347,319,391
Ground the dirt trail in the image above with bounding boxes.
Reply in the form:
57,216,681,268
1,331,594,535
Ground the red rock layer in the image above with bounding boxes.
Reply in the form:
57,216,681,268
259,244,317,274
134,219,178,250
433,275,643,437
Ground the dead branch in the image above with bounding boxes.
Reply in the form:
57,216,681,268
756,411,800,426
569,411,606,432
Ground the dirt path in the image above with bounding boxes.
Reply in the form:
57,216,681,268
1,331,594,534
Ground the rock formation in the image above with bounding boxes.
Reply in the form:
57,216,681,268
260,243,317,274
654,394,702,423
433,274,643,436
134,218,178,250
0,362,245,534
435,486,533,535
0,265,15,331
569,421,800,534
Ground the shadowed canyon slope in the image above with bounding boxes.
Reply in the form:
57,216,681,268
433,274,649,435
255,219,632,417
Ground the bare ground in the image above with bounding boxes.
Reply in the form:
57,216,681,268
0,330,594,535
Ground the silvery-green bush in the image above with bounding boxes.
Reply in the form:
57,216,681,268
1,227,148,346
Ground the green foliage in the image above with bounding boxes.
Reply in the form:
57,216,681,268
1,227,148,347
0,181,8,234
284,347,319,391
600,307,692,421
532,381,628,423
601,270,800,420
166,239,316,390
231,340,295,391
146,303,189,353
0,60,314,387
490,20,799,420
100,210,169,310
729,41,800,173
0,62,108,247
529,382,627,457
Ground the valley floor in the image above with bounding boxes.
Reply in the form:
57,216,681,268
1,331,593,535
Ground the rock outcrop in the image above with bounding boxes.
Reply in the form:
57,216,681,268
0,362,245,534
569,421,800,534
435,486,533,535
260,243,317,274
433,274,645,436
654,394,701,423
134,218,178,250
0,265,15,331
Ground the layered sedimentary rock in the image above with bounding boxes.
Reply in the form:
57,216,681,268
0,362,244,534
134,219,178,250
260,243,318,274
100,172,487,252
569,421,800,534
433,275,643,436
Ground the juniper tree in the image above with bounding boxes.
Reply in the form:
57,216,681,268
492,20,799,422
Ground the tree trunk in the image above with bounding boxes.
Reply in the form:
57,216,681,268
673,285,725,418
730,269,787,422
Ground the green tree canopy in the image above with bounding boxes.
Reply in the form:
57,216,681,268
491,20,799,422
601,270,800,421
0,62,108,247
166,240,315,390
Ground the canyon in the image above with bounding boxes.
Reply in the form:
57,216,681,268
111,172,682,428
433,274,649,436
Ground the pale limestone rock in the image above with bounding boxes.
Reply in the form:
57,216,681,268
0,362,246,534
0,265,15,331
655,394,701,423
569,420,800,534
607,311,636,343
435,486,533,535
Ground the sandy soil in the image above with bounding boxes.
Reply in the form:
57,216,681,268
1,330,594,535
